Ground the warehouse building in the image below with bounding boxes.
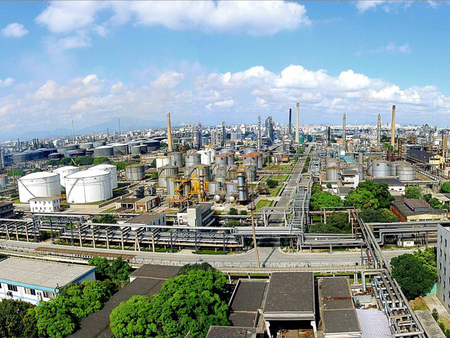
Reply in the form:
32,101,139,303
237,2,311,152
0,258,96,305
0,201,15,218
391,198,448,222
30,196,61,213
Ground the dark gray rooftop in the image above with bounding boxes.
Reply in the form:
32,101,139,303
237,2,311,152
323,309,361,334
373,178,404,186
205,326,257,338
393,200,446,217
129,264,180,280
229,313,258,327
320,277,352,299
264,272,314,313
230,280,267,312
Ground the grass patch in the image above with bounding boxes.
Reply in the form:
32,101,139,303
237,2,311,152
269,187,282,197
255,200,273,210
271,174,289,181
194,249,228,255
409,297,429,311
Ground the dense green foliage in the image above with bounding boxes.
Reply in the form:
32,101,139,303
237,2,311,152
360,208,398,223
179,262,215,275
239,210,248,215
311,183,323,195
33,280,117,338
423,194,448,210
442,182,450,193
309,212,350,233
110,269,229,338
266,179,278,189
7,169,24,177
32,168,42,173
92,214,116,224
344,180,393,210
405,186,422,199
111,162,135,171
228,208,238,215
413,247,437,275
88,256,132,283
223,220,241,227
391,253,437,300
0,299,37,338
310,191,343,211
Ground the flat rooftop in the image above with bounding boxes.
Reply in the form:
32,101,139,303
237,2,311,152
230,280,267,312
126,213,165,224
0,258,95,290
264,272,314,314
323,309,361,334
129,264,180,280
373,178,404,186
205,326,257,338
393,200,446,217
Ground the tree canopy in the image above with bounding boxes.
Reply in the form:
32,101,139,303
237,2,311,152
0,299,37,338
110,269,229,338
88,256,132,283
442,182,450,193
309,212,350,233
310,191,343,211
405,186,422,199
92,214,117,224
266,179,278,189
360,208,398,223
344,180,393,210
391,253,437,300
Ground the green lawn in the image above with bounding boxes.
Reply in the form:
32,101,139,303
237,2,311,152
271,174,288,181
256,200,273,210
269,187,282,197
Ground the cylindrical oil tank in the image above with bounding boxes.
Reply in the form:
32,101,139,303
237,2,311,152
215,167,227,183
48,153,64,160
65,170,112,204
93,141,105,148
89,164,118,189
144,140,160,151
199,150,212,166
215,154,228,168
372,160,391,178
390,161,408,176
208,181,220,195
185,152,201,168
66,144,79,151
158,165,178,188
246,165,257,182
225,141,236,150
113,143,128,156
12,152,30,164
227,153,235,166
170,152,184,168
18,172,61,203
257,154,263,169
358,165,364,181
53,166,80,188
326,167,339,181
156,156,170,169
166,177,177,196
125,164,146,181
243,156,258,167
326,158,339,168
226,183,237,195
79,142,93,150
0,175,8,187
185,165,211,182
244,147,256,155
93,146,114,157
397,165,416,181
131,145,146,155
67,149,85,158
127,141,140,154
227,165,238,179
57,147,67,154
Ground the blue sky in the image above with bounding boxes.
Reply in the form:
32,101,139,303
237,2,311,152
1,1,450,135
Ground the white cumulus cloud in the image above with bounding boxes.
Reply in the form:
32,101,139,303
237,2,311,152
0,78,14,88
1,23,28,38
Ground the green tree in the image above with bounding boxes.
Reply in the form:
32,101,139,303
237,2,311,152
310,192,343,211
311,183,323,195
74,157,94,166
442,182,450,193
32,168,42,173
224,220,241,227
239,210,248,215
357,181,393,209
34,298,77,338
326,212,350,232
179,263,215,275
110,295,153,338
150,159,156,168
391,254,437,300
93,157,110,165
413,247,437,275
345,188,379,210
47,160,59,166
88,256,132,283
360,208,398,223
93,214,117,224
405,186,422,199
266,179,278,189
7,169,24,177
309,223,341,233
228,208,238,215
0,299,37,338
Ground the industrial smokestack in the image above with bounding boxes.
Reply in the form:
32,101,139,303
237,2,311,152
343,113,347,152
377,113,381,152
222,121,226,146
167,112,173,152
327,127,331,145
257,116,261,152
118,119,121,136
296,102,300,144
391,105,396,149
71,120,75,144
288,109,292,136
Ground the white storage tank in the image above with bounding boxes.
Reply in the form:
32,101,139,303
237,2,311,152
169,152,184,168
156,156,170,169
65,170,112,204
371,160,391,178
199,150,212,166
326,167,339,181
208,181,221,195
18,172,61,203
397,165,416,181
125,164,146,181
158,165,178,188
185,152,201,168
53,166,80,188
89,164,118,189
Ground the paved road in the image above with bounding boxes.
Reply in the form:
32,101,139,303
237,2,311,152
0,239,413,267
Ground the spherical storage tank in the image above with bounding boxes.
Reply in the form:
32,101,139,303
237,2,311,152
18,172,61,203
89,164,118,189
93,146,114,158
371,160,391,178
53,166,80,187
158,165,178,188
397,165,416,181
65,170,112,204
125,164,146,181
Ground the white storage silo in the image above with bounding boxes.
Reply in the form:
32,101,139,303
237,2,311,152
18,172,61,203
65,170,112,204
53,166,80,188
89,164,118,189
372,161,391,178
156,156,170,169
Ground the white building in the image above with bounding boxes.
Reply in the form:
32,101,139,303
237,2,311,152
0,258,96,305
177,203,214,227
30,197,61,213
340,169,360,188
438,224,450,310
373,178,405,193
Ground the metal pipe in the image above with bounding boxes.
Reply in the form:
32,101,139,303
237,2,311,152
391,105,396,149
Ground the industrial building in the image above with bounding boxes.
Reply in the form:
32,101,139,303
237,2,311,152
438,224,450,312
0,201,14,218
115,195,160,212
29,196,61,213
391,198,448,222
0,258,96,305
176,202,215,227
